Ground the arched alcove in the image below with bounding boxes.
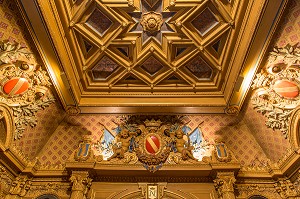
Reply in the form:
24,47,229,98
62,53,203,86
289,106,300,149
249,195,268,199
0,103,14,151
36,194,59,199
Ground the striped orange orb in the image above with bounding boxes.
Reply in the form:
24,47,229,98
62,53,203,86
3,78,29,96
273,80,299,99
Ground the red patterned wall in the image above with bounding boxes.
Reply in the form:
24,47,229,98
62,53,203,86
13,103,66,159
34,112,269,166
274,0,300,47
0,0,33,49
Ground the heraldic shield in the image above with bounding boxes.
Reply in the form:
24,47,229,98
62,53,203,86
135,120,171,172
145,134,161,155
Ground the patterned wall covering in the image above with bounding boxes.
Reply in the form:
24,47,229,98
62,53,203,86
243,102,291,162
274,0,300,48
0,0,32,49
29,109,270,166
38,114,118,165
11,100,288,166
13,103,66,159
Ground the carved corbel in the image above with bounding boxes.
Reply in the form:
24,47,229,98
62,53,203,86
69,171,92,199
275,178,299,199
214,172,236,199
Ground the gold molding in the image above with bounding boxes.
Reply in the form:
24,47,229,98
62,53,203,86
16,0,289,113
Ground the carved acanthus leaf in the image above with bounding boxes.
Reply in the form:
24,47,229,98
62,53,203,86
251,44,300,138
0,41,36,65
0,41,55,139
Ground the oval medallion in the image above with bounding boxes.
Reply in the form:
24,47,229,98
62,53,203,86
3,78,29,96
273,80,299,99
145,135,160,154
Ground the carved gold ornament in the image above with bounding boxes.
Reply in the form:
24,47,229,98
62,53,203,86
140,12,163,33
213,141,232,162
91,116,215,172
224,106,239,115
0,41,55,139
251,44,300,138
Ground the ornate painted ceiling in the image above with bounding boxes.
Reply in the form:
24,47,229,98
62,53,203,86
0,0,296,164
15,0,288,114
0,1,300,198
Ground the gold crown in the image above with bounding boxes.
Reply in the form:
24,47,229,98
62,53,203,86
144,119,162,127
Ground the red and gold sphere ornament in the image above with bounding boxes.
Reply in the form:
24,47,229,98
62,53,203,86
145,135,160,155
2,77,30,96
273,79,299,99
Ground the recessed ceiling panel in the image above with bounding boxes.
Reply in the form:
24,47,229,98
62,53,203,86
192,8,219,36
86,8,113,36
185,56,213,80
140,56,164,76
91,56,120,80
205,29,230,62
20,0,289,113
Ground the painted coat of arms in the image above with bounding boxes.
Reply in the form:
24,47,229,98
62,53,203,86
92,116,215,172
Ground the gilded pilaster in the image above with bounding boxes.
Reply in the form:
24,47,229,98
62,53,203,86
69,171,92,199
214,172,236,199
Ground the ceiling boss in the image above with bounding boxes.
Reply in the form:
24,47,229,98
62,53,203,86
128,0,175,44
140,11,163,33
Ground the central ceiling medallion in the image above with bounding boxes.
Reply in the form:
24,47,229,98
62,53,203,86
140,11,163,33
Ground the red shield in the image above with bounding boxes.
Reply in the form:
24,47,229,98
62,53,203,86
145,135,160,154
273,80,299,99
3,78,29,96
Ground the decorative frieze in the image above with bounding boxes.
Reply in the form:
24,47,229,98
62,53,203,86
236,184,280,199
28,182,69,199
0,165,13,198
8,175,31,197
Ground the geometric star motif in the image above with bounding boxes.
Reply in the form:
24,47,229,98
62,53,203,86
128,0,175,45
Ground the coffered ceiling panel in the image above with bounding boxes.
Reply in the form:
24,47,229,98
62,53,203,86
17,0,288,113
